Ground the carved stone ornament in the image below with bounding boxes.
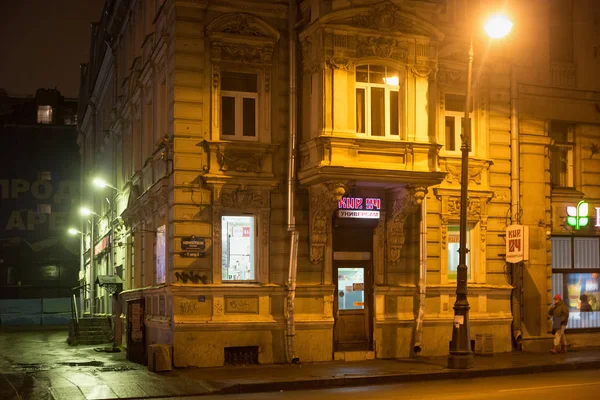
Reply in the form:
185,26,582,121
386,186,427,264
212,65,220,89
440,215,449,250
216,149,263,173
221,44,263,63
222,14,265,37
309,182,348,264
327,57,352,70
447,197,481,218
445,163,483,185
480,216,488,249
437,68,466,85
221,186,263,209
212,207,221,242
352,1,407,32
411,62,435,79
356,36,408,62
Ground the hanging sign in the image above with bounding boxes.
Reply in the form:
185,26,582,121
337,197,381,219
181,236,205,250
505,225,530,263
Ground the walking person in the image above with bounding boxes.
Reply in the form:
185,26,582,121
548,293,569,354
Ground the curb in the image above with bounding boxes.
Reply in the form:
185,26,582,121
215,359,600,395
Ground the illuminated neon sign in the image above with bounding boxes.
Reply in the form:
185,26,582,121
566,201,600,230
338,197,381,219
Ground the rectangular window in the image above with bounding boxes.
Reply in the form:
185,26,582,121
222,216,255,281
37,105,53,124
550,122,574,188
221,72,258,140
447,225,471,281
155,225,166,284
444,95,473,154
551,237,600,329
355,65,400,138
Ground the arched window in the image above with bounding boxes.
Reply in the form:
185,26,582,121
355,65,401,137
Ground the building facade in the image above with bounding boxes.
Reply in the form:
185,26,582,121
0,88,80,324
78,0,600,367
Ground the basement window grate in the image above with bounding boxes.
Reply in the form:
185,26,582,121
224,346,259,365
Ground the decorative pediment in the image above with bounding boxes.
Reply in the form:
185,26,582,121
221,186,264,209
319,0,445,40
356,36,408,61
440,158,492,186
206,13,279,43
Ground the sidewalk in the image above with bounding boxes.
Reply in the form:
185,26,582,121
2,329,600,400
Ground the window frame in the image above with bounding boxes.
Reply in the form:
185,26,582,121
220,72,259,142
549,122,575,188
354,64,402,138
221,214,257,282
443,94,474,155
37,105,53,124
447,224,473,282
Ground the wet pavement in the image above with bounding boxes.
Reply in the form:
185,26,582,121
2,327,600,400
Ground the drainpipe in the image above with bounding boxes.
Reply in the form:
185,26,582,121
413,196,427,353
510,65,523,348
285,0,300,364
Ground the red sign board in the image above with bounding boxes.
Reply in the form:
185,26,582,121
94,236,109,255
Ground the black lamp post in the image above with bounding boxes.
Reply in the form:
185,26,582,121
448,14,513,370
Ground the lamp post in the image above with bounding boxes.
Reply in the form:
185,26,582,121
80,206,99,315
68,227,84,318
448,13,513,370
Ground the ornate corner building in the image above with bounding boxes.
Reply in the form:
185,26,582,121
78,0,600,367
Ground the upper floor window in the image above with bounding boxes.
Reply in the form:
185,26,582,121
444,94,473,154
221,71,258,141
355,65,400,137
37,105,53,124
550,122,574,188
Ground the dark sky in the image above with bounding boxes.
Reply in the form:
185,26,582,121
0,0,105,99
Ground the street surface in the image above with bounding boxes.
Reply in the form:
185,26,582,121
158,369,600,400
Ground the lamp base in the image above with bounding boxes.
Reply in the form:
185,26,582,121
448,353,474,369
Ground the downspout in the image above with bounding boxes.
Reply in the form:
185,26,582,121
510,65,523,348
285,0,300,364
413,196,427,353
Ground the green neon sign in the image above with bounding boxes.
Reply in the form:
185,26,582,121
567,200,589,230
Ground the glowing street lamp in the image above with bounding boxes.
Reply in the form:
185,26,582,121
448,12,513,370
92,177,119,191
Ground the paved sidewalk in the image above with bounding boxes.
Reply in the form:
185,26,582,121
2,329,600,400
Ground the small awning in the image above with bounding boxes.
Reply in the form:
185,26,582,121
95,275,123,286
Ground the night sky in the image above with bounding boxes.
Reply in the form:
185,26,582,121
0,0,105,99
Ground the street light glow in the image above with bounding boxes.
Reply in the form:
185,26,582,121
93,177,108,188
79,206,93,216
68,227,81,235
484,14,513,39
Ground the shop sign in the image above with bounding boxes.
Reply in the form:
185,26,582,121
565,201,600,230
181,236,205,250
94,236,109,255
337,197,381,219
505,225,529,263
181,251,205,258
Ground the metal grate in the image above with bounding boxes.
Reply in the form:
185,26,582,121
224,346,259,365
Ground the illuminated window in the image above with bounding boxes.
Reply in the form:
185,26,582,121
221,72,258,140
355,65,400,137
37,105,53,124
155,225,166,284
447,225,471,281
549,122,574,188
221,216,255,281
444,94,474,154
552,237,600,329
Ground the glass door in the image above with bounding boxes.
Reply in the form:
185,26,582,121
334,265,371,351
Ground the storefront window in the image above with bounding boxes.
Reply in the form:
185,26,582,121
552,237,600,329
448,225,471,281
221,216,255,281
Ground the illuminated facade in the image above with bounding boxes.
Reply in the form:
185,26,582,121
78,0,600,366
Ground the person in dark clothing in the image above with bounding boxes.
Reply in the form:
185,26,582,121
548,293,569,354
580,294,593,312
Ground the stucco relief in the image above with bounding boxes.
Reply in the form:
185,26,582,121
444,164,483,185
356,36,408,62
327,57,352,70
309,182,348,264
437,68,466,85
221,186,263,209
386,186,427,264
352,1,406,32
447,197,481,217
222,15,265,37
216,149,263,173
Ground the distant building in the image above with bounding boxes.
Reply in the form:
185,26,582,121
0,88,80,302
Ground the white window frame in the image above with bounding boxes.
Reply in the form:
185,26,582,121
221,215,256,282
220,72,259,142
443,95,474,155
355,65,401,138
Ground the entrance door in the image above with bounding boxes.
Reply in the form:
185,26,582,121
334,264,371,351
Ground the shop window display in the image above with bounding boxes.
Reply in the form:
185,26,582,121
221,216,255,281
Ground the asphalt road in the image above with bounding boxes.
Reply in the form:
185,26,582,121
158,369,600,400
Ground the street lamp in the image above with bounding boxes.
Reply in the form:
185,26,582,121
80,206,99,315
448,13,513,370
92,177,119,191
68,227,84,319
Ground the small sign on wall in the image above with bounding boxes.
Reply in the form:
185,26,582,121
505,225,529,263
